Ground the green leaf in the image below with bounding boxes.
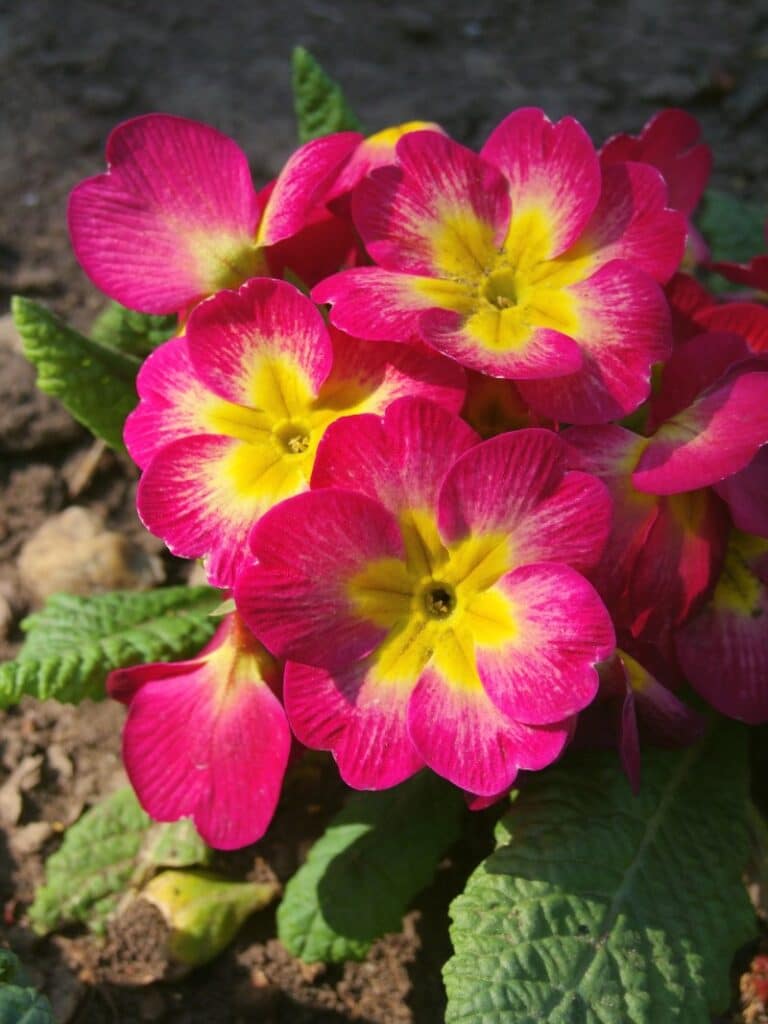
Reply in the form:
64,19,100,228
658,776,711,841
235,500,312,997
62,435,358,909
698,189,766,267
291,46,362,142
0,586,220,708
29,787,151,935
133,819,213,888
142,869,279,968
444,724,755,1023
277,770,464,962
90,301,177,358
0,951,54,1024
12,296,141,451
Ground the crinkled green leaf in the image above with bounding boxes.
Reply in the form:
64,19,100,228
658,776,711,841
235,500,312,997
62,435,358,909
444,724,755,1024
29,787,150,935
90,301,177,358
11,295,141,451
278,770,464,963
0,586,220,708
0,952,54,1024
133,819,213,888
292,46,362,142
699,189,766,293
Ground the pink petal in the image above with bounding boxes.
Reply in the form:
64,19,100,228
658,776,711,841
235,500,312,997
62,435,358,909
676,534,768,724
600,109,711,217
321,328,467,417
353,132,510,276
665,272,715,343
648,330,753,429
185,278,331,405
265,209,361,288
68,114,265,314
518,261,672,424
627,490,729,640
313,267,436,343
235,489,403,670
257,132,362,246
108,616,290,850
312,397,477,515
715,448,768,538
284,659,423,789
137,434,298,587
408,663,570,795
481,108,601,256
438,429,611,573
564,425,658,617
695,302,768,355
417,307,584,380
327,122,445,202
475,564,614,725
711,255,768,293
578,162,686,283
124,337,212,469
633,366,768,494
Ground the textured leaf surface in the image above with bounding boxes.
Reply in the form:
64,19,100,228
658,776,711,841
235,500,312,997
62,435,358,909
0,586,220,708
292,46,362,142
699,189,765,265
90,301,177,358
29,787,150,935
0,950,54,1023
278,771,464,962
0,951,54,1024
444,724,755,1024
12,295,141,450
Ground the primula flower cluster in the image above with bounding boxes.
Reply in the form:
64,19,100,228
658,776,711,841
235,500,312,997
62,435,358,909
67,107,768,849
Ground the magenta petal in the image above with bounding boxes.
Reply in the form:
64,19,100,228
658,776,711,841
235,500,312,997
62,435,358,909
109,618,290,850
715,448,768,538
284,660,423,789
313,267,434,343
438,429,611,573
312,397,477,515
124,337,211,470
235,489,403,669
407,666,569,795
633,367,768,494
257,132,362,246
579,162,686,283
475,564,614,725
354,132,510,275
518,261,672,425
481,107,601,256
68,114,263,313
676,538,768,724
136,434,259,587
185,278,331,404
695,302,768,356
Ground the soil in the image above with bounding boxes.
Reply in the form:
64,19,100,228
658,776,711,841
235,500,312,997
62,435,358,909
1,0,767,1021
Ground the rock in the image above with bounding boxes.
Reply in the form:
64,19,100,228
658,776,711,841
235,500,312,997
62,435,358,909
9,820,53,856
17,506,164,605
0,754,44,826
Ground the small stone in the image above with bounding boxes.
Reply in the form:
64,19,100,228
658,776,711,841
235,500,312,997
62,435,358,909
47,743,74,781
0,755,44,825
18,506,164,605
10,821,53,857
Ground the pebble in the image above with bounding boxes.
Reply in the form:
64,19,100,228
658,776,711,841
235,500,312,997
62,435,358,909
17,506,164,605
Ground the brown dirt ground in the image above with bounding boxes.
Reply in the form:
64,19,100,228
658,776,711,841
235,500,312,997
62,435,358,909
2,1,768,1020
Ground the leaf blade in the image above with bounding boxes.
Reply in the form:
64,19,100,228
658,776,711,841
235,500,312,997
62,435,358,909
291,46,362,143
11,295,140,451
444,724,755,1024
278,770,464,962
0,586,221,708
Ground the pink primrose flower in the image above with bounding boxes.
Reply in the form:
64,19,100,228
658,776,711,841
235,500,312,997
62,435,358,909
710,219,768,293
126,277,465,587
234,398,615,796
314,108,686,423
68,114,362,315
107,613,290,850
